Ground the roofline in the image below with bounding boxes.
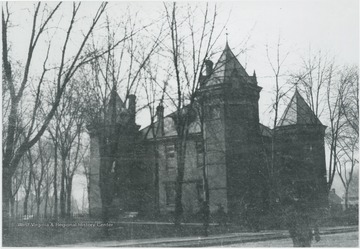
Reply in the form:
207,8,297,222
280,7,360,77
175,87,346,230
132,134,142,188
144,132,202,142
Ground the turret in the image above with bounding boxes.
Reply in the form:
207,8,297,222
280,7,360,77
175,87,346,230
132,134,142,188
198,42,264,217
275,89,328,209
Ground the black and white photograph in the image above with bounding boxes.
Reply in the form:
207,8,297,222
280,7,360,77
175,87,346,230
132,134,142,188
2,0,359,247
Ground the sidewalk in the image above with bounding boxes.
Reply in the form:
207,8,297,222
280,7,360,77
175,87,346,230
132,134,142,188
60,225,358,247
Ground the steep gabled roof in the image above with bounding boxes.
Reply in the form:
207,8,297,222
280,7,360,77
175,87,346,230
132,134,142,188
277,89,322,127
206,42,255,86
260,123,272,137
140,114,201,140
105,87,128,124
107,87,125,110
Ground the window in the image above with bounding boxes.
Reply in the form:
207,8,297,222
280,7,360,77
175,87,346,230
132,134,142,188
196,141,204,168
166,144,175,158
165,182,175,206
196,181,204,202
207,105,220,120
165,143,176,170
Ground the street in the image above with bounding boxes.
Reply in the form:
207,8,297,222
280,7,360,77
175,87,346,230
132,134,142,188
222,232,358,247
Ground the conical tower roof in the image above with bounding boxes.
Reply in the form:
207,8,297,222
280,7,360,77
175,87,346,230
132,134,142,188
206,43,255,86
108,86,125,111
277,89,322,126
106,86,127,123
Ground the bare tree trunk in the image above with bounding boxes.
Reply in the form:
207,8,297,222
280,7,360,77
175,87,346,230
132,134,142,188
198,103,210,236
10,194,15,218
53,127,59,219
30,195,34,214
44,170,50,219
36,198,41,218
44,191,48,218
201,144,210,236
15,193,19,218
345,186,349,210
87,185,91,216
50,201,53,217
60,156,66,218
2,173,11,235
66,177,73,217
174,137,187,228
24,152,33,216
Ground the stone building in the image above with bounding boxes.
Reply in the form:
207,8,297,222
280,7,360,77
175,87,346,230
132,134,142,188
88,43,328,218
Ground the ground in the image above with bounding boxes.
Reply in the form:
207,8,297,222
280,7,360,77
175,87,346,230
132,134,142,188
2,218,358,247
223,232,359,247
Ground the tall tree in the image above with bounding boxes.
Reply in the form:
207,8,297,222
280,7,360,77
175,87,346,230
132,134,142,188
81,14,162,233
10,157,25,218
32,138,52,217
2,2,108,234
46,81,87,218
65,129,88,217
335,67,359,209
292,51,338,190
264,37,291,210
47,115,61,219
141,61,168,214
23,148,39,217
163,2,222,228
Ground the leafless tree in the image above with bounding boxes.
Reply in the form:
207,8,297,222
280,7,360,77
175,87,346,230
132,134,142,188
81,14,162,233
47,114,61,219
82,156,91,214
66,130,88,217
337,135,358,209
23,146,42,217
340,66,359,136
295,51,335,118
264,37,291,209
162,2,223,228
335,67,359,209
43,159,54,218
325,65,348,192
32,138,52,217
141,60,168,214
2,2,108,234
292,51,338,191
46,82,86,218
10,157,26,218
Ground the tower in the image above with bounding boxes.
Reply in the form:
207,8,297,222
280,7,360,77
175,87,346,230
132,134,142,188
275,89,328,212
88,88,144,217
199,43,265,217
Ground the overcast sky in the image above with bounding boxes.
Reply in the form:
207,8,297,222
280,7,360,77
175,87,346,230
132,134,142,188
113,0,359,127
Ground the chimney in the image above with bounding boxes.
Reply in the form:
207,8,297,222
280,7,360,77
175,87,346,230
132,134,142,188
204,60,213,76
128,94,136,123
156,103,164,136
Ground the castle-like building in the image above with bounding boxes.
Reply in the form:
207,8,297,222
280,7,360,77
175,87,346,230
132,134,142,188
88,43,328,219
